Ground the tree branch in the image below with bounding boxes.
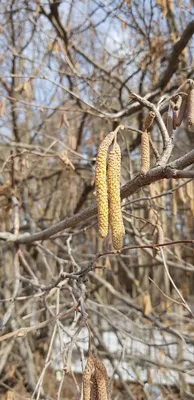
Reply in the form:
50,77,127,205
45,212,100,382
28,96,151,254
157,20,194,90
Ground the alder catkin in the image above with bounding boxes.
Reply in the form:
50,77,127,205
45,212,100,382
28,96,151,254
95,358,109,396
186,89,194,132
140,131,150,174
144,111,155,130
95,367,108,400
83,355,95,400
91,375,98,400
153,224,164,258
95,132,115,238
167,114,173,137
107,142,125,250
186,180,194,200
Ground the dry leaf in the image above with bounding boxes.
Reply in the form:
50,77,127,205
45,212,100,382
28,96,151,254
24,80,32,99
56,114,64,129
62,112,70,127
69,135,77,150
6,391,14,400
59,151,75,170
53,41,59,54
0,99,6,116
35,3,40,17
142,293,152,315
122,20,126,30
14,83,23,93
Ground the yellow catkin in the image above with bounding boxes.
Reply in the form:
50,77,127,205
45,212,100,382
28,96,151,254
83,355,95,400
95,132,115,238
107,143,125,250
140,131,150,174
144,111,155,130
171,180,177,216
186,181,194,200
177,180,187,204
187,88,194,132
190,199,194,216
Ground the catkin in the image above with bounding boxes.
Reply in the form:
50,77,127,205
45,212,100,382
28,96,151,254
95,132,115,238
186,181,194,200
95,358,109,396
107,143,125,250
153,224,164,258
91,375,98,400
172,109,178,130
144,111,155,130
140,131,150,174
178,182,187,204
83,355,109,400
95,367,108,400
167,114,173,137
83,355,95,400
186,89,194,132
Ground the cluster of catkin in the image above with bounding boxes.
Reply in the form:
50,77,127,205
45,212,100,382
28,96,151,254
163,80,194,135
83,354,109,400
95,132,125,250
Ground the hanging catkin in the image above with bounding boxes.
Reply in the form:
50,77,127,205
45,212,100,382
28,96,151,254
95,132,115,238
153,224,164,258
178,181,187,204
107,142,125,250
186,89,194,132
95,367,108,400
91,375,98,400
140,131,150,174
95,358,109,396
186,180,194,200
83,355,109,400
167,114,173,137
144,111,155,130
83,355,95,400
176,93,187,127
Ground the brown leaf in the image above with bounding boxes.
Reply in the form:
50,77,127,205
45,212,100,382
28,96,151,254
0,99,6,116
14,83,24,93
62,112,70,127
121,20,126,30
142,293,152,315
24,80,32,99
56,114,64,129
69,135,77,150
35,3,40,17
